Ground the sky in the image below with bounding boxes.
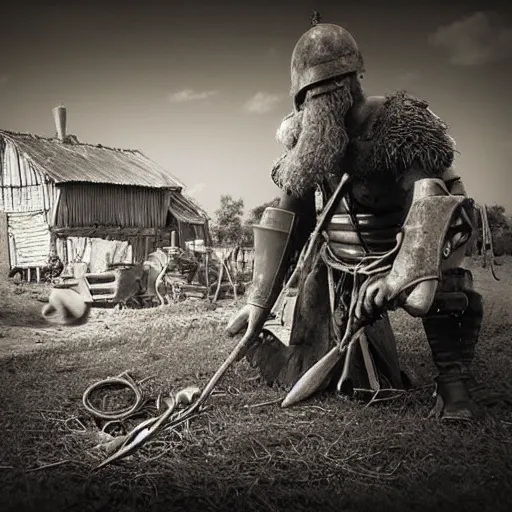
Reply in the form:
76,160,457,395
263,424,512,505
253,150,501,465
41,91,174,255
0,0,511,218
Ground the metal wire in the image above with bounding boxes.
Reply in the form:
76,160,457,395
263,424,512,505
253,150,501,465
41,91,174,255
82,371,146,421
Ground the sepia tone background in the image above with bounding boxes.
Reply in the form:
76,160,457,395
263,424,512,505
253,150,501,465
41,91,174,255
0,0,510,213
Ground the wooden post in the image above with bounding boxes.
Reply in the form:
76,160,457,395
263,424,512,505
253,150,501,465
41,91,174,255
178,221,183,250
144,237,149,261
27,267,31,283
36,267,41,283
49,232,58,257
0,212,10,276
63,237,69,267
51,188,62,227
205,250,210,297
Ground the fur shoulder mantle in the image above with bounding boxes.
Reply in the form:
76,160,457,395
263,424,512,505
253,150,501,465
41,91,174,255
346,91,456,183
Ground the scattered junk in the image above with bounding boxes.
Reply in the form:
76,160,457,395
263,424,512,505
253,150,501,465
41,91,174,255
48,230,241,311
9,254,64,284
0,103,250,306
144,231,240,306
0,104,212,285
81,371,203,469
84,176,358,469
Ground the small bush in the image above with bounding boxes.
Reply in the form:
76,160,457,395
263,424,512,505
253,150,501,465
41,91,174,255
494,228,512,256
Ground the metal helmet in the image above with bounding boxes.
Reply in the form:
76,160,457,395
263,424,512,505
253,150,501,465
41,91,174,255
290,23,364,108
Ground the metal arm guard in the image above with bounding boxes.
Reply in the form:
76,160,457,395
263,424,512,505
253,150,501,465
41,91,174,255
384,178,473,302
247,207,296,310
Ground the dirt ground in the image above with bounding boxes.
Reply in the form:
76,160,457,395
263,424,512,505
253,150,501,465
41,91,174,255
0,286,237,358
1,257,512,512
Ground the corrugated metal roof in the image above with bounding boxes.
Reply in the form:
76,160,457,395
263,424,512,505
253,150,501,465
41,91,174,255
169,190,209,224
0,130,185,189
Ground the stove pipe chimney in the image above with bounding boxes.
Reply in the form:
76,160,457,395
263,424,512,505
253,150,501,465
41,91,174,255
52,104,67,141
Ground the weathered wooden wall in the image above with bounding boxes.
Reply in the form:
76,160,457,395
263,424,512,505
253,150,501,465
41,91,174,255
0,211,10,272
54,183,170,229
0,138,56,214
1,139,54,269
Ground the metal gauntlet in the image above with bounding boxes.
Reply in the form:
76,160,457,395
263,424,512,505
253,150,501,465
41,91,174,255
384,178,473,301
247,207,296,310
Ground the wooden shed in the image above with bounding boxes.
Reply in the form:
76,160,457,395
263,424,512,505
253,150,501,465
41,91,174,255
0,106,211,281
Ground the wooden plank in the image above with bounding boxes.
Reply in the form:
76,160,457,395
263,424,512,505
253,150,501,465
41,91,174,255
0,211,10,274
144,237,149,261
51,226,160,237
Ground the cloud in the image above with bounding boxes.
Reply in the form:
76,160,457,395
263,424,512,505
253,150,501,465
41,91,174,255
243,92,283,114
428,11,512,66
167,88,218,103
186,182,207,197
398,71,420,86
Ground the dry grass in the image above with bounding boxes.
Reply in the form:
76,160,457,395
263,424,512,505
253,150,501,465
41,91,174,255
1,257,512,511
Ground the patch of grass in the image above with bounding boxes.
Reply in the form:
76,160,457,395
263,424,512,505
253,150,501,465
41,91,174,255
0,259,511,511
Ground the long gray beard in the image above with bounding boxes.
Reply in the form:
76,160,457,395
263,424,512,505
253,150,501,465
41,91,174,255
272,79,357,198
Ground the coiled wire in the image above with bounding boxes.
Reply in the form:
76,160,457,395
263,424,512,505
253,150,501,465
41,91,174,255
82,371,147,421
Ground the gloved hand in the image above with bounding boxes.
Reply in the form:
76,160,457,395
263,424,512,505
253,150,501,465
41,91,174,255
355,273,438,321
226,303,269,342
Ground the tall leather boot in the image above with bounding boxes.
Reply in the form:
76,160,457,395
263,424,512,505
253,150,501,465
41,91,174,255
422,269,484,421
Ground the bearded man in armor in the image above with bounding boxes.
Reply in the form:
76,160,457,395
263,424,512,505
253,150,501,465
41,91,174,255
226,20,484,422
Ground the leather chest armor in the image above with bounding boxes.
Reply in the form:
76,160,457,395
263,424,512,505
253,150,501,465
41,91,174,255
322,179,407,262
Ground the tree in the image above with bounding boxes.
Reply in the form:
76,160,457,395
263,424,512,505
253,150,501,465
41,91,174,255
211,195,246,246
248,197,281,224
242,197,281,246
210,195,282,247
486,205,510,231
487,205,512,256
473,203,512,257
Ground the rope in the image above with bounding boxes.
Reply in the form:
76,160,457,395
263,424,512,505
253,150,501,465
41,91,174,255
82,371,147,421
320,231,402,277
479,204,500,281
320,234,402,390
